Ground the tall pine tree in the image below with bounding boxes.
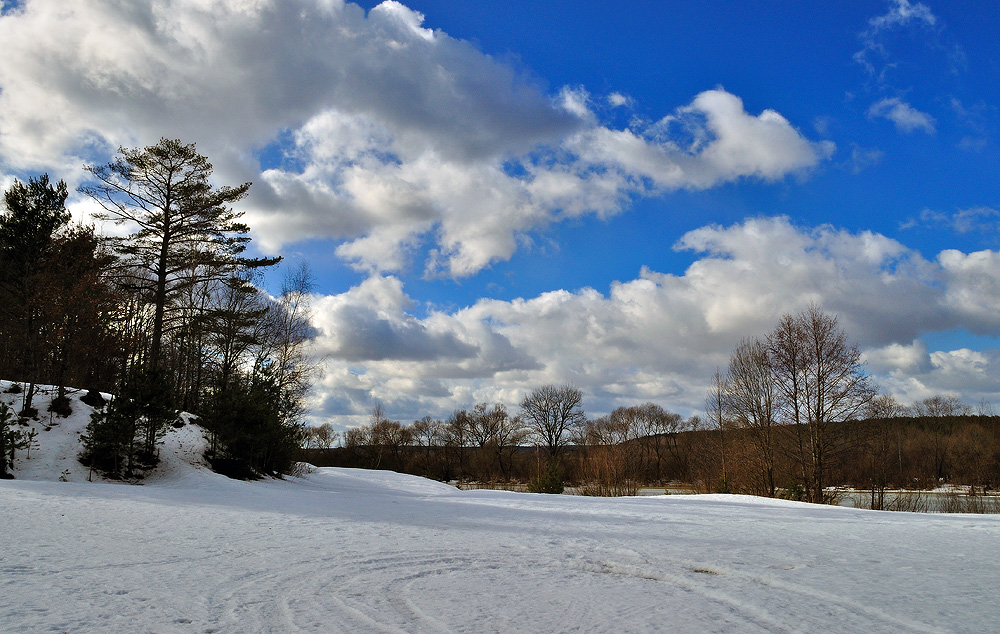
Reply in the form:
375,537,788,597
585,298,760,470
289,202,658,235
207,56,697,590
81,138,279,371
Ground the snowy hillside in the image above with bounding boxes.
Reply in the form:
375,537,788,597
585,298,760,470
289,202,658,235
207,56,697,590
2,381,1000,633
0,380,210,484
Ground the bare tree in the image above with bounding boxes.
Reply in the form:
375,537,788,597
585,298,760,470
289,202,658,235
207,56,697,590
460,403,528,481
705,369,731,493
466,402,504,449
909,395,971,417
411,416,444,449
520,384,586,459
772,305,876,503
862,394,903,509
767,313,812,494
491,410,529,481
304,422,339,449
725,337,779,497
908,394,971,484
411,416,444,475
443,409,470,482
579,408,644,496
370,418,412,471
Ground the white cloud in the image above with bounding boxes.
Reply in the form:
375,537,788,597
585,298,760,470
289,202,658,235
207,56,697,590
868,98,936,134
937,249,1000,333
0,1,832,279
306,218,1000,425
865,340,934,377
608,92,631,108
572,90,835,191
869,0,936,30
847,144,884,173
901,206,1000,234
867,342,1000,406
310,276,479,362
855,0,938,77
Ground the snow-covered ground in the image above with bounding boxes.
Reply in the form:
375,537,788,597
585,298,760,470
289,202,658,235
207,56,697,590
2,383,999,633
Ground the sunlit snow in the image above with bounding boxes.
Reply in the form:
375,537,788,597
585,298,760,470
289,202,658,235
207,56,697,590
2,384,998,633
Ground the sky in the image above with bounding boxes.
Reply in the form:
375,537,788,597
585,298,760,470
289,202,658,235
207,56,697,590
1,0,999,427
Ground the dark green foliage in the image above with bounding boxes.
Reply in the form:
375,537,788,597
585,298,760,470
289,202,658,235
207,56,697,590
0,174,71,410
1,402,16,478
80,403,131,478
80,389,106,408
527,461,564,494
779,479,806,502
48,395,72,417
0,174,70,255
79,369,176,479
1,401,36,477
0,146,310,482
200,370,304,479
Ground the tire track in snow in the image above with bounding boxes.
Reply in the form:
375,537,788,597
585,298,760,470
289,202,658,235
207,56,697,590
561,548,950,634
202,548,475,633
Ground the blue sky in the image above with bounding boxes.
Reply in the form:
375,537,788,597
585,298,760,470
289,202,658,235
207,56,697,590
1,0,999,425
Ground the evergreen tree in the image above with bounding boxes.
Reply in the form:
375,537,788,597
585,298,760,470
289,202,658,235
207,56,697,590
0,402,17,479
0,174,70,412
81,138,279,370
200,368,304,479
79,369,176,479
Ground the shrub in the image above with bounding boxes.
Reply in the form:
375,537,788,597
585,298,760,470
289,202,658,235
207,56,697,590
48,396,72,417
78,369,175,479
80,390,106,408
528,461,564,494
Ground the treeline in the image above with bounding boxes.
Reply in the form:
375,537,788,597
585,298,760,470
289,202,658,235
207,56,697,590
304,307,1000,507
0,139,314,479
307,385,594,493
303,403,1000,504
303,387,703,493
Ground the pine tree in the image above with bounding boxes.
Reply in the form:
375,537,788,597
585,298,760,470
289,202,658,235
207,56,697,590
81,138,279,370
79,369,176,479
0,174,70,412
0,402,16,479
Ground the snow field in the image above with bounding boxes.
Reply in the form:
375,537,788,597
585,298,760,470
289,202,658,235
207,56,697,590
2,382,999,632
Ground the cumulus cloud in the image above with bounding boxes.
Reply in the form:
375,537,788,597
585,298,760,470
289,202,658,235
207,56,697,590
259,86,832,278
307,218,1000,425
0,0,832,279
310,276,479,362
867,342,1000,406
937,249,1000,333
570,90,835,191
868,98,936,134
